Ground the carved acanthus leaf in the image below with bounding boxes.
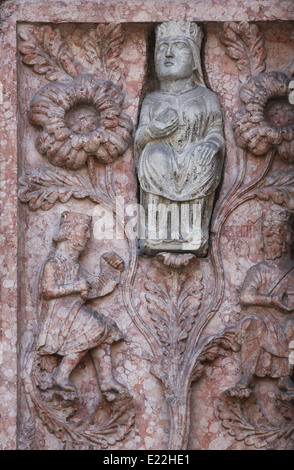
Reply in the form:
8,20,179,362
253,171,294,210
18,25,83,81
218,391,294,450
220,22,266,83
18,166,110,211
191,329,240,382
177,284,203,342
145,269,203,361
33,389,135,449
198,329,239,361
83,24,125,85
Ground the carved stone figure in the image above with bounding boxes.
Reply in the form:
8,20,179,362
37,210,128,400
231,210,294,399
135,21,225,255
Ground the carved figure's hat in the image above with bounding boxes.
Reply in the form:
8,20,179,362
53,211,92,242
156,21,203,49
155,21,205,87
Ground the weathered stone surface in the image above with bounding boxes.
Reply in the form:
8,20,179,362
0,0,294,451
135,21,225,256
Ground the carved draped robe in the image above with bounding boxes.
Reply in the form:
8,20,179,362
237,260,294,378
135,85,225,202
37,254,122,356
135,85,225,255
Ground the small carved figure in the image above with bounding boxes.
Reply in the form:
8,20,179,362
135,21,225,255
231,210,294,399
37,211,127,399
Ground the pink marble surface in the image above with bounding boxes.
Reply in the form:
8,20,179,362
0,0,293,450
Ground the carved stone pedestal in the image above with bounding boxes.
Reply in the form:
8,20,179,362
138,191,214,256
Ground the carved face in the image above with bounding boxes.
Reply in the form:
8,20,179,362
263,223,287,260
155,37,195,81
69,222,91,253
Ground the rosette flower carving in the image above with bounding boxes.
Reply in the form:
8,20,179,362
232,72,294,162
29,74,133,169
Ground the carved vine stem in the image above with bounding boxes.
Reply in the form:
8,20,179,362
104,162,160,355
105,162,117,204
217,147,247,212
219,148,276,215
168,388,192,450
195,149,275,342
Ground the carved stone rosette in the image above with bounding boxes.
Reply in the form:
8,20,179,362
233,72,294,161
134,21,225,256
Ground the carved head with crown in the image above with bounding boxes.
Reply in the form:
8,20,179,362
155,21,205,87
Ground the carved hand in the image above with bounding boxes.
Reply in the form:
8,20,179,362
148,108,179,139
271,294,294,314
195,141,219,165
75,279,91,300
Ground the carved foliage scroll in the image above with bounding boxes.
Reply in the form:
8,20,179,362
220,22,267,84
18,23,135,450
218,391,294,450
138,253,238,450
83,24,125,86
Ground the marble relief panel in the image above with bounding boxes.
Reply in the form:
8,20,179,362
0,9,292,450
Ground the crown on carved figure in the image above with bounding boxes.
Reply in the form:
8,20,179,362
156,21,203,48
